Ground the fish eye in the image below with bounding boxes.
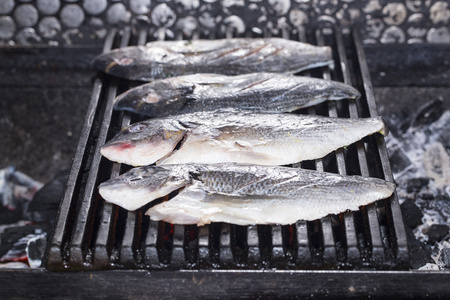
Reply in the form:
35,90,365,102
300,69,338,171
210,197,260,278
128,123,146,133
118,57,134,65
143,166,155,174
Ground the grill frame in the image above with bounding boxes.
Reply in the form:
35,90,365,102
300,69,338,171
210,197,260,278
45,25,409,272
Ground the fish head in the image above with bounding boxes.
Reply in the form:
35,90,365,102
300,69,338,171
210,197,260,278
98,165,192,211
113,78,195,117
100,120,187,166
114,86,164,115
92,46,157,81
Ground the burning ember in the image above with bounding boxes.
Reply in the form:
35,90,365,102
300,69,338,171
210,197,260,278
0,167,67,269
384,98,450,270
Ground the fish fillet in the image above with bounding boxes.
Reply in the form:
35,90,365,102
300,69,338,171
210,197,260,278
98,163,396,225
113,73,360,117
92,38,333,81
100,109,387,166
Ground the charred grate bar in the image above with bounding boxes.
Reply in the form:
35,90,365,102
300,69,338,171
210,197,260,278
46,25,409,271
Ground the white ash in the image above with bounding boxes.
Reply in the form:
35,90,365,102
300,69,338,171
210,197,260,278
0,166,43,212
0,262,30,269
0,228,47,269
418,262,440,271
386,109,450,270
25,232,47,268
431,241,450,269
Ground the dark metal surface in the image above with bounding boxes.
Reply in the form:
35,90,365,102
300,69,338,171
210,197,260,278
2,268,450,299
365,44,450,87
46,26,409,272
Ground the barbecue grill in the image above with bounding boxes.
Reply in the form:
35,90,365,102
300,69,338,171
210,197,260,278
2,24,450,299
45,24,407,272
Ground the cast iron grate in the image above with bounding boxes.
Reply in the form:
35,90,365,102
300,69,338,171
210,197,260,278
46,25,409,271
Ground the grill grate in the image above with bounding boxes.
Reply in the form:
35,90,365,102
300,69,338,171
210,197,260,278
46,25,408,271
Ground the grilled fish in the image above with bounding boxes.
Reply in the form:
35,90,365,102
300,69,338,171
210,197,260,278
100,109,387,167
92,38,333,81
98,163,396,225
113,73,360,117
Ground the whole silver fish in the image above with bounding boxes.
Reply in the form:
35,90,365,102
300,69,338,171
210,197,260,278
100,109,387,167
98,163,396,225
92,38,333,81
113,73,360,117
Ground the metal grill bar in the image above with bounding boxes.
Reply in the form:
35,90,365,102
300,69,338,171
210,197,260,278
46,26,409,271
352,29,408,265
315,28,349,267
332,28,364,265
46,28,119,270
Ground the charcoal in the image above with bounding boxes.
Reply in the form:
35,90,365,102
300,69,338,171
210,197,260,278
435,194,450,202
0,225,37,258
400,199,424,228
425,198,450,220
0,224,51,265
411,98,444,128
0,205,22,225
423,224,449,244
26,169,69,223
26,233,47,268
405,226,434,269
1,166,43,222
384,111,411,137
418,192,435,201
406,177,430,193
438,120,450,150
438,247,450,268
388,144,412,175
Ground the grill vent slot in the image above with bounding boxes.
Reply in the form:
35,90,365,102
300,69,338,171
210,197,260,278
46,25,409,271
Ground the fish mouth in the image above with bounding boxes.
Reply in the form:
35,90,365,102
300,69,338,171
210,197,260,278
348,88,362,99
98,179,125,191
101,135,186,166
100,140,136,164
353,92,361,99
101,140,136,152
335,89,361,100
328,82,361,100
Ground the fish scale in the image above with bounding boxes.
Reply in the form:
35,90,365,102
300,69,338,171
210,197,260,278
198,171,277,194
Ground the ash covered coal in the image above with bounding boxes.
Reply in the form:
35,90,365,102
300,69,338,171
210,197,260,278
0,167,67,268
385,98,450,270
0,166,43,224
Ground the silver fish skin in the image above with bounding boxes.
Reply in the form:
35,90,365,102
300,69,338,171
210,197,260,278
99,163,395,224
92,38,333,81
100,109,388,167
113,73,361,117
98,164,195,211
